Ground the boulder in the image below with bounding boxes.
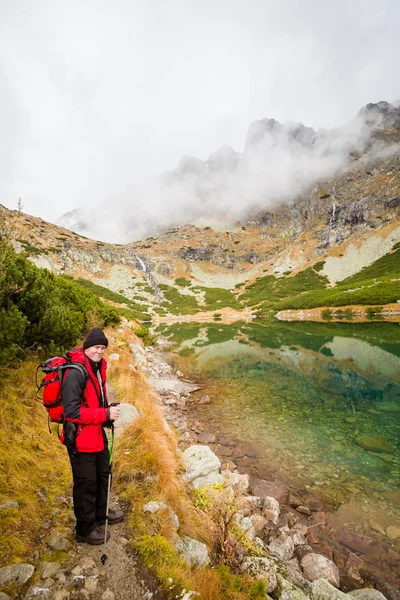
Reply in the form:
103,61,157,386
310,578,347,599
0,593,9,600
348,590,388,600
108,353,120,361
182,445,221,483
241,556,278,594
234,514,256,541
176,535,210,567
48,531,72,552
301,554,340,588
262,496,280,524
268,533,295,561
0,564,35,586
114,403,140,438
275,574,309,600
355,434,395,454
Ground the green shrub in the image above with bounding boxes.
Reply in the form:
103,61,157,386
135,325,156,346
0,245,119,364
339,248,400,285
175,277,192,287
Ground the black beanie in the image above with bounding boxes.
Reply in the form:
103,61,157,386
83,328,109,350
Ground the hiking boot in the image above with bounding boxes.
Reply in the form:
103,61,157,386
75,524,110,545
97,508,125,525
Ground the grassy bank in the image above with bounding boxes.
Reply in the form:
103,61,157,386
0,359,71,563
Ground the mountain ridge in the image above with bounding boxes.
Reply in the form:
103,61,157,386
57,101,400,243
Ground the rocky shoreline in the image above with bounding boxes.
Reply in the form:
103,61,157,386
141,339,400,599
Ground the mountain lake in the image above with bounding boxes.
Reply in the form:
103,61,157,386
156,319,400,569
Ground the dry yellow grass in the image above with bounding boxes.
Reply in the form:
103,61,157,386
105,328,208,544
0,359,71,563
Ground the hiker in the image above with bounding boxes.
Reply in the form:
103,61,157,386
61,327,125,544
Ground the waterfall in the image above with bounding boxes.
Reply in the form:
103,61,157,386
126,250,163,302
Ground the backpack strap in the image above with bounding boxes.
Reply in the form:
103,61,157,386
60,363,89,408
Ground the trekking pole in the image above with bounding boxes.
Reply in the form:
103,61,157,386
101,402,119,566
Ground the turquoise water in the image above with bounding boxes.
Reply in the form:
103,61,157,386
157,320,400,538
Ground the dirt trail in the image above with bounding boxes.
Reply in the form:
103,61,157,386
70,507,166,600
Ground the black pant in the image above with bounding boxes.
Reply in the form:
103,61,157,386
68,446,110,536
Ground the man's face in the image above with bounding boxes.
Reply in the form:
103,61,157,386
84,345,107,363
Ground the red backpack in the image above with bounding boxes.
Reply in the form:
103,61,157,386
36,350,88,425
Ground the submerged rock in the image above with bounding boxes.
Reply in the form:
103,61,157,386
355,434,394,454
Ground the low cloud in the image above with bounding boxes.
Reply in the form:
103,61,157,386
59,101,400,243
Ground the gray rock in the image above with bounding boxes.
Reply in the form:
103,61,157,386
347,590,388,600
310,578,347,599
301,554,340,588
268,533,294,561
48,531,72,552
198,394,211,404
143,501,179,530
39,562,61,579
182,445,221,483
191,471,224,490
0,593,10,600
108,353,120,361
114,403,140,438
275,574,309,600
234,514,256,541
176,535,210,567
263,496,280,524
0,501,19,511
241,556,278,593
0,563,35,586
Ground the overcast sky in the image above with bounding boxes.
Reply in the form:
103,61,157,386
1,0,399,222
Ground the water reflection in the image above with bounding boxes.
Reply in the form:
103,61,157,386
156,320,400,502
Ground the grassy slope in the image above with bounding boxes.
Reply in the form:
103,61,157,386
0,360,71,564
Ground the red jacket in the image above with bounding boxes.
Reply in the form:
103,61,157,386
61,347,109,452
